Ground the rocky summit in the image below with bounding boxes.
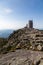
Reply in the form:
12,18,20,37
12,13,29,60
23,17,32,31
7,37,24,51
6,27,43,51
0,21,43,65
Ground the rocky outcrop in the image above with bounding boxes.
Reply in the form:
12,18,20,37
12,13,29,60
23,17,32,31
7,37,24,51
7,27,43,51
0,27,43,54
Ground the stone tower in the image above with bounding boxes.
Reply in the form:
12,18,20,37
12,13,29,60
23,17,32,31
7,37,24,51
26,20,33,29
29,20,33,29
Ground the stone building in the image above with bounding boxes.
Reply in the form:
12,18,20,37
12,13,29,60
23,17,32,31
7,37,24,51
26,20,33,29
29,20,33,29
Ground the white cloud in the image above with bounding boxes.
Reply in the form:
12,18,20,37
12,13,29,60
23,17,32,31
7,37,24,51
4,8,13,14
0,7,13,15
0,16,25,30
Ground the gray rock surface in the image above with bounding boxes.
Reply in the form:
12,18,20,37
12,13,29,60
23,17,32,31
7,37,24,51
0,50,43,65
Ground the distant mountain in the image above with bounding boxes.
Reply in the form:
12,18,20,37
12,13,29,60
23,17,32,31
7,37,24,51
0,30,14,38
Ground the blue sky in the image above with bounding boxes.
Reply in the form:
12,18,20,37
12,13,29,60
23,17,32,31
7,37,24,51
0,0,43,30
